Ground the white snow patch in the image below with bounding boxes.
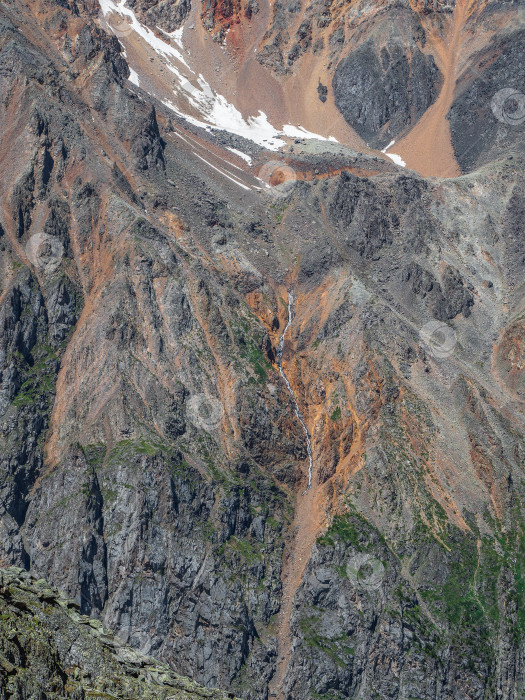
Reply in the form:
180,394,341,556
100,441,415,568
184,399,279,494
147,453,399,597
282,125,338,142
384,152,406,167
128,67,140,86
172,131,193,146
157,25,184,46
227,148,253,165
381,139,406,167
382,140,396,153
100,0,338,152
164,63,185,81
194,153,251,191
185,76,285,148
164,78,339,150
99,0,189,68
171,27,184,45
162,71,287,150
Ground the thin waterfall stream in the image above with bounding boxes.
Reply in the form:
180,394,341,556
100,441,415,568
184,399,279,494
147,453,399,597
276,291,314,491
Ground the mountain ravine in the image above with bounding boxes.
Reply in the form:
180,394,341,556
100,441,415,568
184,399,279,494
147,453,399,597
0,0,524,698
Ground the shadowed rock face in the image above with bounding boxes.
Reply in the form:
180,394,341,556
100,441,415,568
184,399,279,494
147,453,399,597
448,26,525,171
127,0,192,32
0,0,524,699
333,37,441,148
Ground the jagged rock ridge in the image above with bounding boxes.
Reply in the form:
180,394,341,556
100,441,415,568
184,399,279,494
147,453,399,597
0,566,236,699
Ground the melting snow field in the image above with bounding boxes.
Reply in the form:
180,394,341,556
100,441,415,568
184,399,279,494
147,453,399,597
381,140,406,168
227,148,253,165
128,67,140,87
99,0,338,152
282,125,338,143
98,0,189,67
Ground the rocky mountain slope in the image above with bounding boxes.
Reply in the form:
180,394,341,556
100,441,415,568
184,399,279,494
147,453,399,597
0,566,236,698
0,0,524,698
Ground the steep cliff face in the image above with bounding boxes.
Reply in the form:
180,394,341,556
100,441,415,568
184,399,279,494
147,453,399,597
0,0,524,699
0,566,236,698
127,0,191,32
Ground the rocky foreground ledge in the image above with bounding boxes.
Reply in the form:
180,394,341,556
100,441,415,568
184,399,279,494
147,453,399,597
0,567,236,699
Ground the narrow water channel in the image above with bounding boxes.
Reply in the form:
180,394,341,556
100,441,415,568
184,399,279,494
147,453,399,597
276,291,313,491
